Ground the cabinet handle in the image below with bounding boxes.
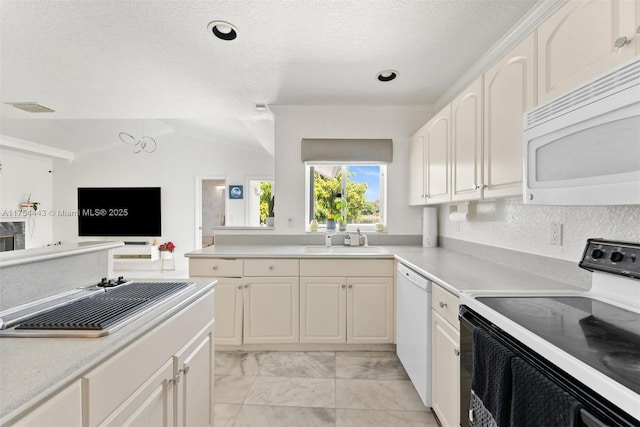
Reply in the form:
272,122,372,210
439,301,447,308
454,348,460,356
268,265,274,270
244,284,249,288
341,284,346,288
169,374,181,385
212,266,218,270
614,36,631,48
237,284,243,289
348,284,353,289
473,184,480,190
183,365,190,375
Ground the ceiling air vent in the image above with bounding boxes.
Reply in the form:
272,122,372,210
6,102,56,113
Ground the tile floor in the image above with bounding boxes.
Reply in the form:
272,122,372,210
214,350,439,427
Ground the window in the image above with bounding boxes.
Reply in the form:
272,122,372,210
305,164,386,231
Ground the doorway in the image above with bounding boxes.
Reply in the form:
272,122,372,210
195,177,227,249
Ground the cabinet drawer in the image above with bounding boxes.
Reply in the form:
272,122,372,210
300,259,394,277
189,258,243,277
432,284,460,330
244,258,299,276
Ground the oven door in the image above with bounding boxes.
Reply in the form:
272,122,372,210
459,305,635,427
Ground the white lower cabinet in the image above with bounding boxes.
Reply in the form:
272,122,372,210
300,277,347,343
432,311,460,427
15,380,83,427
97,359,175,427
175,325,215,427
299,259,394,344
242,276,300,344
191,257,394,346
83,290,215,427
213,278,243,345
431,284,461,427
347,277,394,343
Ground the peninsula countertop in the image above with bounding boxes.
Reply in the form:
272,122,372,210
185,244,588,295
0,241,124,268
0,278,216,425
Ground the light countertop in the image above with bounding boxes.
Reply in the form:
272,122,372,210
0,278,216,425
185,244,588,295
0,241,124,268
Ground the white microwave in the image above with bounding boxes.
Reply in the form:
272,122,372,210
523,56,640,206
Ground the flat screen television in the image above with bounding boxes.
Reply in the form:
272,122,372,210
78,187,161,237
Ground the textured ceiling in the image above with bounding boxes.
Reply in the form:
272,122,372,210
0,0,539,152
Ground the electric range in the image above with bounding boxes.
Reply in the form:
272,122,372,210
459,239,640,425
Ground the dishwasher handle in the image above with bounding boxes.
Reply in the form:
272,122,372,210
396,264,431,292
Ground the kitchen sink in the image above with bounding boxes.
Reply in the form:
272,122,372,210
301,245,389,255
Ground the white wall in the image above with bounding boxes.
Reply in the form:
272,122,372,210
52,130,273,270
438,198,640,262
272,105,433,234
0,148,53,248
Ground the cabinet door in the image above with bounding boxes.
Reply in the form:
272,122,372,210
537,0,638,104
17,381,82,427
451,77,483,202
483,33,535,199
409,125,427,205
175,324,215,427
431,311,460,427
300,277,347,343
214,278,243,345
243,277,300,344
98,359,174,427
346,277,394,344
425,106,451,204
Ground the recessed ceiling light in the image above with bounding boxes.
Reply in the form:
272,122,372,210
6,102,55,113
376,70,399,82
255,103,268,111
208,21,238,41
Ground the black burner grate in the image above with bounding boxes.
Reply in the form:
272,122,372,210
16,282,190,331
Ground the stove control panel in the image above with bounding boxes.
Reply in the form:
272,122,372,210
580,239,640,280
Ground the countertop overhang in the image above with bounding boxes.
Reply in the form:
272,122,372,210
185,244,587,296
0,241,124,268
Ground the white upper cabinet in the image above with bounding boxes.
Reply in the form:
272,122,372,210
425,105,451,204
451,76,484,202
483,33,536,199
408,125,427,205
537,0,639,104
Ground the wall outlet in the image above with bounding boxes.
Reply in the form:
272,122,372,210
550,223,563,246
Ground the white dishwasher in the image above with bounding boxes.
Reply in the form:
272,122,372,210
396,262,432,407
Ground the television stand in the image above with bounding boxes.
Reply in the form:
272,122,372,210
112,242,159,263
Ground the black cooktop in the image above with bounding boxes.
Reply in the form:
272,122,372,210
477,296,640,395
16,282,190,331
